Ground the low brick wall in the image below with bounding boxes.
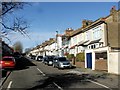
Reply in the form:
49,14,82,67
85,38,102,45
95,59,108,71
75,61,85,68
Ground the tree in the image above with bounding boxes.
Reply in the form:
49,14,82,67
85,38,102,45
25,48,32,54
13,41,23,53
66,54,75,60
0,1,30,41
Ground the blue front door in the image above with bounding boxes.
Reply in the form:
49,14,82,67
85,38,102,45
86,53,92,69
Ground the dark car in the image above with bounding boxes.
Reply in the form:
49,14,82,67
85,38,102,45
53,57,72,69
13,52,22,60
36,56,43,61
31,55,36,60
43,56,54,66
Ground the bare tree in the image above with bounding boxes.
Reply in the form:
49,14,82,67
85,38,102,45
13,41,23,53
0,1,30,41
1,2,25,16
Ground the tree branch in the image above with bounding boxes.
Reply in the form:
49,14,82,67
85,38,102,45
1,2,31,42
1,4,16,16
0,22,15,31
1,2,25,16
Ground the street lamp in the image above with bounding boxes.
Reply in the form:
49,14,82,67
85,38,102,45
56,31,59,56
56,31,58,35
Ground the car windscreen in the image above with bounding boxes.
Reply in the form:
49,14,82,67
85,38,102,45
38,56,43,58
48,56,53,59
3,58,13,61
58,58,67,61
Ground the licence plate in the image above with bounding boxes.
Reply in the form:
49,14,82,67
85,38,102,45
5,63,10,64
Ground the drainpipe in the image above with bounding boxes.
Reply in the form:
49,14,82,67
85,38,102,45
104,22,109,47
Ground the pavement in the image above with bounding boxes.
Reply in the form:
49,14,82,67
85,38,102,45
68,67,120,89
0,70,11,87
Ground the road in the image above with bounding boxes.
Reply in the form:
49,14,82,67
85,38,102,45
1,57,118,90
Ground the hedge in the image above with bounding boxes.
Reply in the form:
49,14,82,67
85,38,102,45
66,54,75,60
76,52,85,62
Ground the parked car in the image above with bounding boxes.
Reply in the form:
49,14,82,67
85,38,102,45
43,56,54,66
0,56,16,70
36,56,43,61
53,57,72,69
31,55,36,60
13,52,22,60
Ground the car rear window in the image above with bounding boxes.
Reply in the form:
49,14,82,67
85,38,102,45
3,58,14,61
58,57,67,61
38,56,43,58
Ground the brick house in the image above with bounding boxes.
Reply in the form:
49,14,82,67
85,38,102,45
84,6,120,74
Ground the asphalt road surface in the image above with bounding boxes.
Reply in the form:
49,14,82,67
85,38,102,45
1,57,119,90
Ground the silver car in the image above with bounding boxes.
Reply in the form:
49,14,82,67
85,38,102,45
53,57,72,69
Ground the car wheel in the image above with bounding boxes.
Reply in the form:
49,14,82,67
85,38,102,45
58,65,61,69
58,67,62,70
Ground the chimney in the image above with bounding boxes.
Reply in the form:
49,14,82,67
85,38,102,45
110,6,118,22
82,20,93,28
110,6,117,15
65,28,74,35
49,38,54,41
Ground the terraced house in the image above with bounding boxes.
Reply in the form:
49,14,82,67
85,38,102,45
1,40,14,57
29,7,120,74
29,38,56,57
65,7,119,74
68,7,119,74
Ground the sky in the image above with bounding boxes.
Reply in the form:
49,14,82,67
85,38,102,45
3,2,119,52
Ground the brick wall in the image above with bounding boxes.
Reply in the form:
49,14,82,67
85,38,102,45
75,61,85,68
95,59,108,71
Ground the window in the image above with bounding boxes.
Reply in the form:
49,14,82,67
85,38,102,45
95,52,107,59
93,26,102,40
3,58,14,61
86,31,92,41
91,45,94,49
59,57,67,61
88,46,91,49
89,44,96,49
94,44,96,48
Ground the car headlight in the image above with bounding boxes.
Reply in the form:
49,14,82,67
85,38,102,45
59,62,63,65
49,61,52,63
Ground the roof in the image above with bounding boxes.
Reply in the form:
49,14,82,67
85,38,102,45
70,18,106,37
70,8,120,37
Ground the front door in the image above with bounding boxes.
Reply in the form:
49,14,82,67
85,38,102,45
86,53,92,69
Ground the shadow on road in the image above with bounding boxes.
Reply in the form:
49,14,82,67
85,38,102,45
27,73,109,90
14,57,36,71
1,70,7,78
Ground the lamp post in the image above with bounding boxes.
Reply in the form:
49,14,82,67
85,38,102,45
56,31,59,56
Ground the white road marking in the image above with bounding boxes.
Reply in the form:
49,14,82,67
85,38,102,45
87,79,112,90
37,68,46,76
37,68,63,90
67,70,113,89
53,82,63,90
7,81,12,90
